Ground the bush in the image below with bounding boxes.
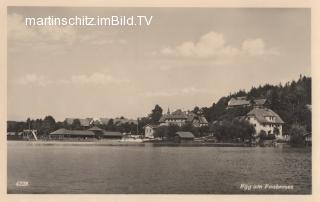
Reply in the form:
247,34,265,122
259,130,276,140
289,124,307,147
154,125,179,139
210,119,255,142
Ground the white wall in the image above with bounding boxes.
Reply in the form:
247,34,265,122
144,126,155,138
247,116,283,139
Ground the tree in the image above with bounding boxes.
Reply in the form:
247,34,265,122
274,126,280,137
192,106,200,114
149,104,163,124
198,125,210,137
41,115,56,135
258,130,267,140
180,123,193,132
210,119,255,142
167,125,180,139
26,118,31,129
103,119,116,131
289,124,307,147
71,119,81,130
236,120,256,142
154,125,179,139
154,126,168,139
137,117,151,134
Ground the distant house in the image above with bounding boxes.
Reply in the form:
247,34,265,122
227,97,269,109
253,99,269,108
88,126,104,136
88,126,123,139
143,124,159,139
102,131,123,139
159,109,208,127
245,107,284,140
50,127,123,139
174,131,195,142
227,97,251,109
50,128,95,139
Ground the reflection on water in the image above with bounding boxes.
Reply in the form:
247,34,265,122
7,141,311,194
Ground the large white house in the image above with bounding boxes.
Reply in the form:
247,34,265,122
245,107,284,140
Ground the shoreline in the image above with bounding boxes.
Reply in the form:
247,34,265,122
6,140,292,148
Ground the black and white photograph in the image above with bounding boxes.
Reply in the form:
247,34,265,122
4,5,313,196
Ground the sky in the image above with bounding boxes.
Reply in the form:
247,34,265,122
7,7,311,121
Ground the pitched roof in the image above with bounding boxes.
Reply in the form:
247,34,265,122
50,128,69,135
50,128,95,136
247,108,284,124
228,97,250,106
175,131,195,139
186,113,208,124
186,113,195,122
198,116,209,124
88,126,103,131
143,124,159,129
103,131,123,137
253,99,267,105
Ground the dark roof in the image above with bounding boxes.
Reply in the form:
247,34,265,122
186,113,209,124
103,131,123,137
50,128,95,136
50,128,69,135
253,99,267,105
247,108,284,124
228,97,250,106
175,131,195,139
199,116,209,124
143,124,159,129
88,126,103,131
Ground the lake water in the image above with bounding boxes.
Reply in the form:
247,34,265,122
7,141,311,194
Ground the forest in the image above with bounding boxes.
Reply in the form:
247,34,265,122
201,75,311,134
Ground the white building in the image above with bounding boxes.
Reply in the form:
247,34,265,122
143,124,159,139
245,107,284,140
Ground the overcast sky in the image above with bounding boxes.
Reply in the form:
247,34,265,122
7,7,310,121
